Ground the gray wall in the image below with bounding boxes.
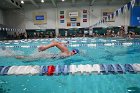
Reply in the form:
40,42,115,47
0,9,4,24
3,9,25,28
3,9,26,35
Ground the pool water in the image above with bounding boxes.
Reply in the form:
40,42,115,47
0,38,140,93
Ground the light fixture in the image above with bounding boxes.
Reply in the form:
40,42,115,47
21,0,24,4
62,0,65,1
41,0,44,3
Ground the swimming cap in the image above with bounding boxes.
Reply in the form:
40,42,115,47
72,49,79,54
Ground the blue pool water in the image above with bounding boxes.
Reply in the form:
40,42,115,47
0,37,140,93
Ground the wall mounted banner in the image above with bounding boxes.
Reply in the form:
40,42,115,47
83,10,87,13
67,22,71,26
60,20,64,23
60,15,64,19
36,16,44,20
66,10,81,27
130,6,140,26
60,11,64,14
83,9,88,22
32,12,47,25
83,15,87,18
70,18,77,21
69,12,79,17
83,19,87,22
71,22,76,27
77,23,80,26
59,11,65,24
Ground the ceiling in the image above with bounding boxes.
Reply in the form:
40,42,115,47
0,0,131,9
0,0,22,9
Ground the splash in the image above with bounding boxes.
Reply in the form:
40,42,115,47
21,50,64,62
0,47,24,57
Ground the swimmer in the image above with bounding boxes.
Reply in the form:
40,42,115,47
16,40,79,59
38,40,78,56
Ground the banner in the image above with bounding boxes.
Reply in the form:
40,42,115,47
66,10,81,27
102,9,115,22
60,11,65,23
83,9,88,22
32,12,47,25
130,6,140,26
69,12,78,17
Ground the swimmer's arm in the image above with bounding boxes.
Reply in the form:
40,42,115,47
15,55,29,59
38,43,56,52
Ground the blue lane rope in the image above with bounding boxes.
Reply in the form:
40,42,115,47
0,64,139,76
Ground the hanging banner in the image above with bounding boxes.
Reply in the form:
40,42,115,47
131,0,135,8
104,17,107,21
118,8,121,15
114,11,116,17
109,14,112,19
130,6,140,26
116,10,119,16
121,7,124,14
102,9,115,22
127,2,131,10
124,4,128,13
111,13,114,19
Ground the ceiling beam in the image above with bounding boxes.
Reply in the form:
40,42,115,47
6,0,21,8
51,0,57,7
90,0,96,6
30,0,39,8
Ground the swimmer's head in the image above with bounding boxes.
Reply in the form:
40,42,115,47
71,49,79,55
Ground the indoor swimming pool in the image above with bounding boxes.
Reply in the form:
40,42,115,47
0,37,140,93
